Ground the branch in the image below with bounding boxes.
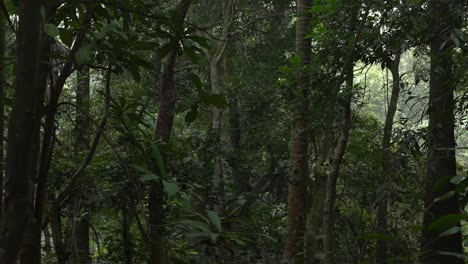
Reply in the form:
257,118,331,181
230,11,295,36
0,1,14,31
55,65,112,208
52,2,95,100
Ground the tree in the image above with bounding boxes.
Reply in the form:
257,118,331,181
420,1,464,263
375,52,401,264
282,0,311,262
72,66,91,264
149,1,192,263
0,1,43,262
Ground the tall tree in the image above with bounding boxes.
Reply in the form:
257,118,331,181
420,1,464,263
72,66,91,264
0,0,6,217
0,0,43,263
206,0,237,212
375,52,401,264
149,1,192,263
322,53,354,264
282,0,311,262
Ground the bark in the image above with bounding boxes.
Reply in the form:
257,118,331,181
224,46,249,194
122,207,134,264
50,206,69,264
305,57,355,264
73,217,91,264
375,53,401,264
322,59,354,264
20,36,57,264
282,0,311,262
0,1,43,263
51,65,112,264
149,1,191,263
21,3,95,262
206,0,236,212
304,4,365,262
44,225,52,257
0,0,5,217
420,1,463,263
71,66,91,264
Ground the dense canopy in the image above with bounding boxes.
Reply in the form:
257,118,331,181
0,0,467,263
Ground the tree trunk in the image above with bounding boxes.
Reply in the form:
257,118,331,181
282,0,311,262
375,53,401,264
210,59,225,210
0,1,44,263
304,4,363,262
0,0,5,217
71,66,91,264
420,1,463,263
21,3,94,262
149,1,192,263
50,206,69,264
224,46,249,194
205,0,236,213
322,58,354,264
122,207,134,264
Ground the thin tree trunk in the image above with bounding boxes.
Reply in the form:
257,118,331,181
149,1,191,263
375,52,401,264
51,64,111,264
72,66,91,264
205,0,236,213
0,0,5,217
28,4,95,262
304,5,365,262
224,46,249,195
122,207,134,264
44,225,52,258
420,1,463,263
282,0,311,262
210,60,225,210
323,58,354,264
0,1,44,263
50,206,68,264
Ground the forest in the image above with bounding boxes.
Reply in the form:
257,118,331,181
0,0,467,263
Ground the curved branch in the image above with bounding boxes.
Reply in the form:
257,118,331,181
55,65,112,208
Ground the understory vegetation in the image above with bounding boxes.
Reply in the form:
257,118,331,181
0,0,467,263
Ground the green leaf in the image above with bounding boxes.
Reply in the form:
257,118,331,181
432,176,451,192
44,23,59,37
355,233,393,241
131,41,156,51
436,251,468,261
186,35,211,49
150,143,167,179
191,73,203,91
450,176,465,184
185,105,198,124
207,210,222,232
163,180,179,196
439,226,461,237
187,231,219,242
59,29,74,48
230,237,248,246
201,93,227,108
139,173,159,182
429,214,468,232
451,32,460,47
434,190,455,202
75,44,92,65
158,41,176,59
182,40,200,64
130,164,159,182
173,219,211,233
